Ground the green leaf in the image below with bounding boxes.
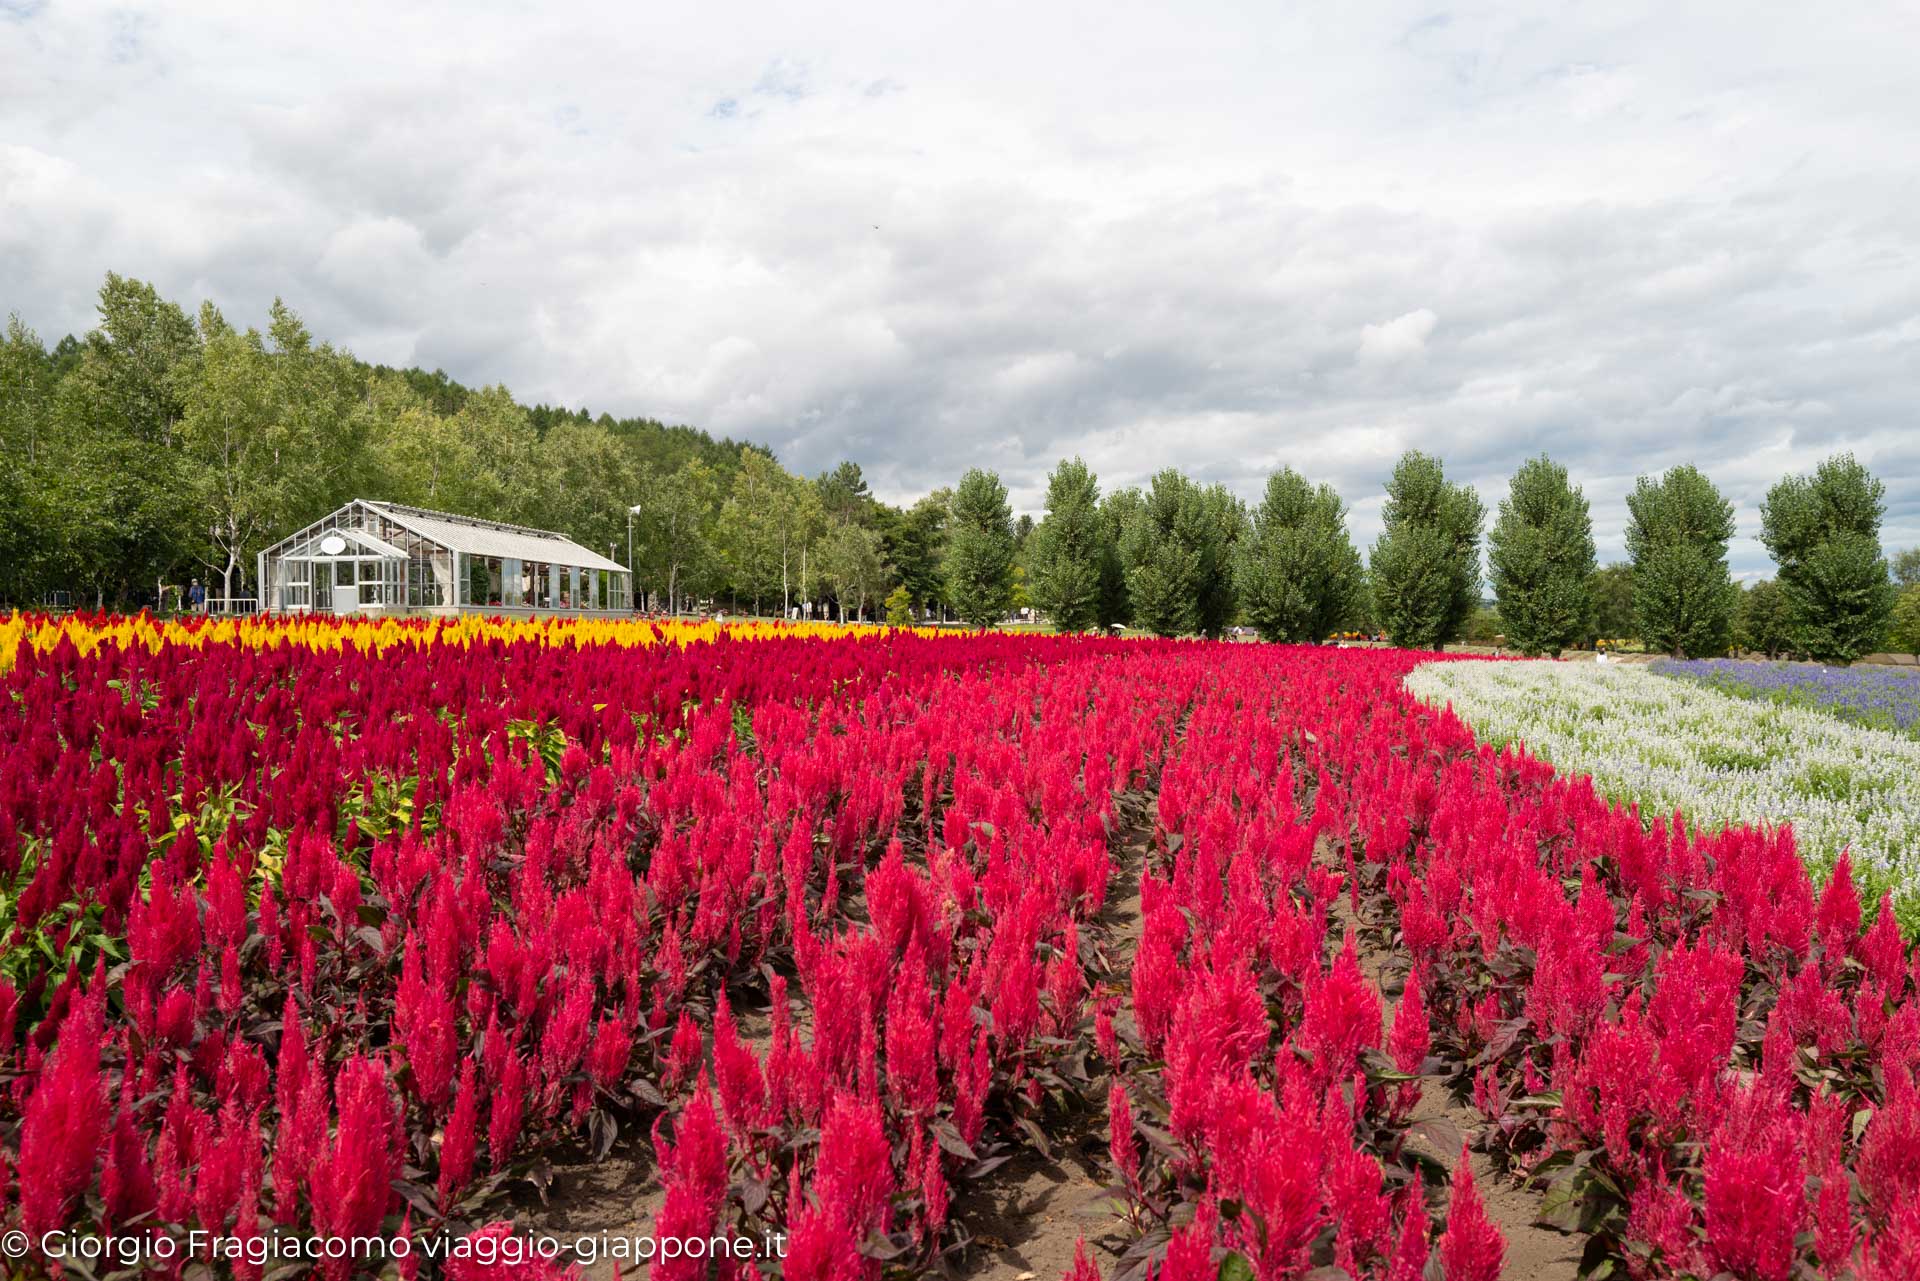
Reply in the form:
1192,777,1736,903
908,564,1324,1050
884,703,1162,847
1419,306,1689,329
1217,1252,1256,1281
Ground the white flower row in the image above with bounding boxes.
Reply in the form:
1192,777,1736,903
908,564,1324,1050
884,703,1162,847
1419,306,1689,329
1405,659,1920,924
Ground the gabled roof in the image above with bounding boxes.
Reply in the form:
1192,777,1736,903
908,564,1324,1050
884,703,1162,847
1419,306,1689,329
360,501,628,573
276,525,409,561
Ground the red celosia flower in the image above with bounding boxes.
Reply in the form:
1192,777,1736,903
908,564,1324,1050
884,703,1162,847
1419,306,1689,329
1390,966,1430,1075
665,1008,704,1095
1109,1083,1141,1198
885,953,939,1118
1861,1073,1920,1213
711,992,769,1135
1815,1161,1855,1281
18,991,108,1236
446,1222,577,1281
651,1080,730,1281
782,1203,870,1281
586,1013,632,1092
1386,1191,1430,1281
1303,932,1382,1082
440,1060,480,1210
195,1097,262,1233
1438,1149,1504,1281
1151,1208,1218,1281
1063,1238,1103,1281
1625,1165,1698,1274
921,1136,950,1234
1815,851,1862,955
487,1051,528,1172
396,937,459,1110
817,1091,896,1240
1865,1190,1920,1281
310,1056,403,1281
1704,1088,1807,1281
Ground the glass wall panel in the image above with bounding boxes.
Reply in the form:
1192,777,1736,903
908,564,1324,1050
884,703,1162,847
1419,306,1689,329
272,557,314,611
503,558,523,608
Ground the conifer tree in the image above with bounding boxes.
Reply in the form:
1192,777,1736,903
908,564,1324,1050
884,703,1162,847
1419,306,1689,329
1761,453,1896,664
1028,458,1104,631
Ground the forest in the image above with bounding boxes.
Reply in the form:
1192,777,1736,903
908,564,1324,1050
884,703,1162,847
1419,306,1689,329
0,274,772,612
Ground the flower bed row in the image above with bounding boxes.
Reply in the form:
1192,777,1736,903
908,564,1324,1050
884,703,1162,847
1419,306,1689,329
1093,650,1502,1280
1651,657,1920,738
0,610,928,675
1406,658,1920,928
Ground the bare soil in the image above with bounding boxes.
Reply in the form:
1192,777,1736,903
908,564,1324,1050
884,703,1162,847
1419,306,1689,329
518,1144,665,1281
950,797,1153,1280
950,1142,1122,1280
1334,855,1581,1281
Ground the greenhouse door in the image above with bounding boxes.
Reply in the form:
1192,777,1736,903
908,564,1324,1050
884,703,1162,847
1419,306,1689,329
327,560,358,615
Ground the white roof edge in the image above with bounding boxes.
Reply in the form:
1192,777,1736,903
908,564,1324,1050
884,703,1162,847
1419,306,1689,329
360,499,567,541
358,500,629,573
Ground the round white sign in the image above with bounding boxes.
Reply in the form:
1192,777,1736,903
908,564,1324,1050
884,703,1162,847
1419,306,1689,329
318,534,348,556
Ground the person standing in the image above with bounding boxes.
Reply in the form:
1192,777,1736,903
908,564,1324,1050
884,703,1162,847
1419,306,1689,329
188,579,206,613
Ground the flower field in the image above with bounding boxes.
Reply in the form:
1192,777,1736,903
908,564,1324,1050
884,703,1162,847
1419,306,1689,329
6,617,1920,1279
1651,658,1920,738
1407,658,1920,928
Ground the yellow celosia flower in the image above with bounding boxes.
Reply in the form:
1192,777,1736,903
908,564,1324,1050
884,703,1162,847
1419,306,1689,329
0,612,941,674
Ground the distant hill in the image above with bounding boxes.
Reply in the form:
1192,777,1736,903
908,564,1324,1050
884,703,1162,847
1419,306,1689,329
363,361,774,473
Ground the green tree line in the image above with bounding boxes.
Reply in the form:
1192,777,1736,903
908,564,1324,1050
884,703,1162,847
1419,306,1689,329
4,274,1915,657
0,274,771,611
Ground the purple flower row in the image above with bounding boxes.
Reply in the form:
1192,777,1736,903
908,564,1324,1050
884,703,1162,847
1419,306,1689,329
1651,658,1920,734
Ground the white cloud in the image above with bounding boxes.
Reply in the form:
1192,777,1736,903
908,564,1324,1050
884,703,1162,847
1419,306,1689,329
2,0,1918,572
1357,309,1439,364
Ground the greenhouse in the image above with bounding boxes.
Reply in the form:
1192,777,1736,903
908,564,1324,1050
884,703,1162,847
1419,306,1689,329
258,500,632,616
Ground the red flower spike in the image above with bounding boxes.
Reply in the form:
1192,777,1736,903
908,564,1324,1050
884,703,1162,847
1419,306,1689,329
1439,1149,1504,1281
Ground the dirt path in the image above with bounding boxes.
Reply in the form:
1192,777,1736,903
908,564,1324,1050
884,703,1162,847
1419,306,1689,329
951,793,1155,1281
1397,1038,1582,1281
1329,842,1581,1281
518,1143,665,1281
950,1142,1118,1281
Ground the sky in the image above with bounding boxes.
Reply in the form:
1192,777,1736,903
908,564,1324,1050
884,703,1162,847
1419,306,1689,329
4,0,1919,575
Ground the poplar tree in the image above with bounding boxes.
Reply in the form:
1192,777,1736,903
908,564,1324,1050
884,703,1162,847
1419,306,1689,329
1367,451,1485,650
1235,468,1361,643
946,468,1016,626
1096,488,1140,630
1761,453,1896,664
1625,464,1738,658
1120,470,1242,638
1028,457,1105,631
1488,455,1595,656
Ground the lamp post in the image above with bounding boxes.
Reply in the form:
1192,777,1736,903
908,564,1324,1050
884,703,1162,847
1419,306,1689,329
209,523,223,611
626,503,645,611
